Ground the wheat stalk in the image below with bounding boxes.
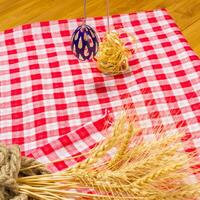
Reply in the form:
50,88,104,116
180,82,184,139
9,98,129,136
17,113,200,199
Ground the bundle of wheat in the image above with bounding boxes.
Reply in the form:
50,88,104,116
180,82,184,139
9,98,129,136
16,113,200,200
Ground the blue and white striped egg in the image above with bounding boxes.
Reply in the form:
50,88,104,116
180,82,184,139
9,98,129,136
71,24,99,61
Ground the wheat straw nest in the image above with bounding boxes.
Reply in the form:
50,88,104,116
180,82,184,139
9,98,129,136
1,112,200,200
96,31,135,75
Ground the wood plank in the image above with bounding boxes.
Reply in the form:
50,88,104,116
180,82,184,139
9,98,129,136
0,0,199,55
183,19,200,56
0,0,200,30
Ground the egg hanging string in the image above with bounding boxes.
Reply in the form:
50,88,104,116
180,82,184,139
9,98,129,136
83,0,87,25
106,0,110,33
95,0,136,75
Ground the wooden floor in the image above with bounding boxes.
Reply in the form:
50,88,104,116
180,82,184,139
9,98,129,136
0,0,200,55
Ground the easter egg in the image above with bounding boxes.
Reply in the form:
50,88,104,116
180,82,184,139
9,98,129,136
71,24,99,61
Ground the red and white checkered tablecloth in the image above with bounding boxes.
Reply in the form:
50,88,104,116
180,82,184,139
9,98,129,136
0,9,200,172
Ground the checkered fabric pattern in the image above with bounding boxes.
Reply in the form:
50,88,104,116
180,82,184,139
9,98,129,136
0,9,200,172
29,113,110,171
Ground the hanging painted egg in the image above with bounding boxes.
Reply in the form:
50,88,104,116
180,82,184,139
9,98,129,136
71,24,99,61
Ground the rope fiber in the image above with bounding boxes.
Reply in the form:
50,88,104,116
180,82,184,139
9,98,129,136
0,144,49,200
